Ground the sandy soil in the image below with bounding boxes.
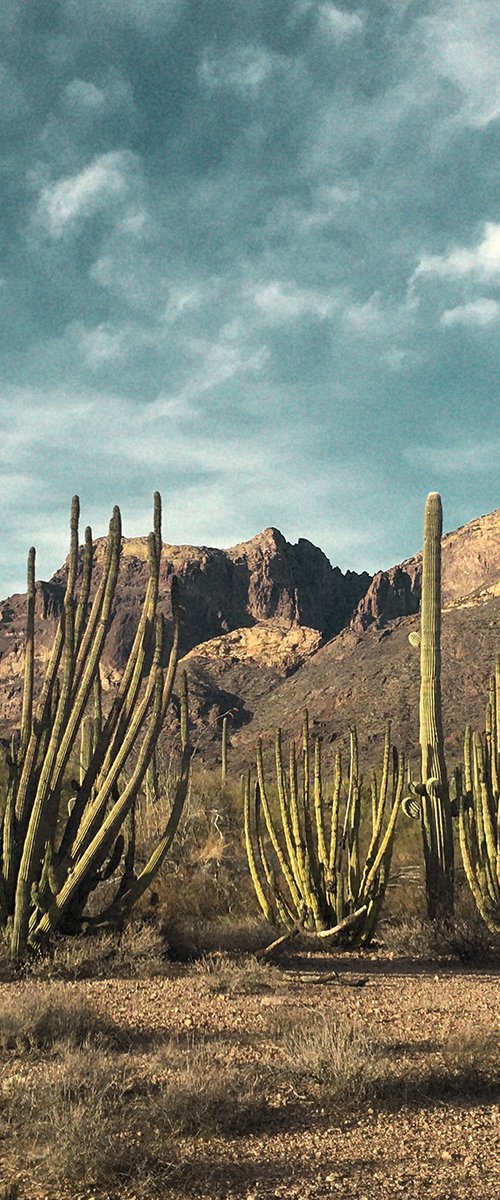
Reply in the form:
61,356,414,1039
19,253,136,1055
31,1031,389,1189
1,952,499,1200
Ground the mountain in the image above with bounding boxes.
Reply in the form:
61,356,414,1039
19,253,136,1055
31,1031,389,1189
0,508,498,770
0,527,369,736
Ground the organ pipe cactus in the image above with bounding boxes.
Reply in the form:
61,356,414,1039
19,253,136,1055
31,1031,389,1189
244,714,404,946
0,494,190,962
456,656,500,933
406,493,454,919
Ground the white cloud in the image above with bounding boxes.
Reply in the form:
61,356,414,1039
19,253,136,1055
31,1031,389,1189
198,46,277,91
440,298,500,328
414,223,500,283
34,150,140,238
318,4,364,37
403,438,500,474
253,281,335,322
421,1,500,129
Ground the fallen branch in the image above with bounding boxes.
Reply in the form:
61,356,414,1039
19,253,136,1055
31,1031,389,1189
255,905,368,961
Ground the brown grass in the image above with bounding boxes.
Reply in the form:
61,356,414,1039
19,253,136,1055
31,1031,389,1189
0,984,123,1051
193,950,284,995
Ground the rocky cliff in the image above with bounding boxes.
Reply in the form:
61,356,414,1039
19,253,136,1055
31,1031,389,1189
0,507,498,767
0,527,370,734
351,508,500,631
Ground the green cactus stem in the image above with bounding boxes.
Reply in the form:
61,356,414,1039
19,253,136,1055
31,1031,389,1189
245,713,404,947
2,494,189,963
418,492,454,920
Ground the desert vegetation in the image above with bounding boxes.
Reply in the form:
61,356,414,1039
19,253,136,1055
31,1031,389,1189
0,491,498,1198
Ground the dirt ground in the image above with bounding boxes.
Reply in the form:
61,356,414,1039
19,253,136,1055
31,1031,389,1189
1,951,499,1200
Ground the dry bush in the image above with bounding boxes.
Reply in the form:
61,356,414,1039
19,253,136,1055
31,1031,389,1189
0,984,122,1052
382,904,500,964
1,1038,268,1194
193,950,283,996
278,1016,391,1105
149,1041,266,1136
22,921,167,982
136,765,257,927
440,1026,498,1089
0,1045,174,1191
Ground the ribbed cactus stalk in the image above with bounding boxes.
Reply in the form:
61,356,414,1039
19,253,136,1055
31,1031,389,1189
221,715,228,789
457,657,500,933
244,714,404,946
417,493,454,919
0,495,190,962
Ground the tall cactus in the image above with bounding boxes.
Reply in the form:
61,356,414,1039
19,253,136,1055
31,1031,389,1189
456,656,500,933
407,493,454,919
244,714,404,946
0,494,190,962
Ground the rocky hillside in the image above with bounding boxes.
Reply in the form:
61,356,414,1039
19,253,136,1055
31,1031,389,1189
0,507,498,768
0,527,369,734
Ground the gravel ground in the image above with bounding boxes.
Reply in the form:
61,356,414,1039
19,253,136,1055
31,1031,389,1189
1,952,499,1200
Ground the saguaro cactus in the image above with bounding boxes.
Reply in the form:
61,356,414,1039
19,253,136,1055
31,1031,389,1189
0,494,190,962
419,492,454,917
456,656,500,933
406,493,454,919
244,714,404,946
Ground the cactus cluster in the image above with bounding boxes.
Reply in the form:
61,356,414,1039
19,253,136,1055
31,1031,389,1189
244,713,404,945
456,656,500,933
0,494,190,962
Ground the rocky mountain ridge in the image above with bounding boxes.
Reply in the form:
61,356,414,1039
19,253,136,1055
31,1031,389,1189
0,507,498,767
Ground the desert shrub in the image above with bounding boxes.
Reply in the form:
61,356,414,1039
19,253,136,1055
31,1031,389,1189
278,1015,391,1105
0,985,122,1051
440,1025,498,1088
19,921,167,982
135,766,256,929
193,950,283,996
0,1039,267,1193
0,1045,173,1190
149,1041,266,1136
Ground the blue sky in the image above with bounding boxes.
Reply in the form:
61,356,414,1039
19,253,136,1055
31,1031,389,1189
1,0,499,596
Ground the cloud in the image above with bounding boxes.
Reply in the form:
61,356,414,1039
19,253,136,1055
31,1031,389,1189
33,150,141,238
413,223,500,283
198,46,278,92
403,437,500,475
317,4,364,38
440,298,500,328
420,1,500,129
253,281,335,322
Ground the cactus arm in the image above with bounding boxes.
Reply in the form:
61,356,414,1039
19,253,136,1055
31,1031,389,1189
255,782,295,928
19,547,36,762
73,525,93,652
328,749,341,873
274,729,303,897
72,583,179,863
58,533,159,859
256,739,303,913
31,655,167,943
243,775,274,924
313,737,328,869
359,751,404,905
11,499,82,960
112,745,191,919
220,710,226,787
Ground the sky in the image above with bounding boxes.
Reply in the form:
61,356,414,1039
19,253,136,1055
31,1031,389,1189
1,0,499,597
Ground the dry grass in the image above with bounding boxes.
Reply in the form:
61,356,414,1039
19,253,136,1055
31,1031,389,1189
1,1035,266,1193
1,969,498,1198
381,909,500,964
278,1015,391,1105
193,950,284,995
0,984,123,1052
